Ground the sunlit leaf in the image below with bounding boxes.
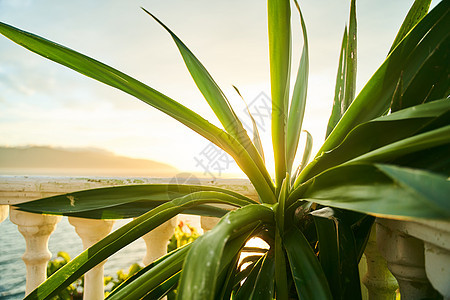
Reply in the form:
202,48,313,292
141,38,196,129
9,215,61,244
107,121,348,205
326,28,348,138
286,0,309,173
177,204,274,299
284,226,332,300
142,9,273,192
291,130,313,185
390,0,432,52
233,85,265,162
318,1,449,157
0,21,276,204
15,185,256,219
292,163,450,219
313,208,363,299
275,177,290,300
298,99,450,183
234,255,265,300
106,249,187,300
343,0,357,111
268,0,291,190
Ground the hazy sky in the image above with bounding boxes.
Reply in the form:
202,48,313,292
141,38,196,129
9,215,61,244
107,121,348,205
0,0,439,177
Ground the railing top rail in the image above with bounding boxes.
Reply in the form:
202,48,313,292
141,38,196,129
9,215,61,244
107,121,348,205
0,175,257,205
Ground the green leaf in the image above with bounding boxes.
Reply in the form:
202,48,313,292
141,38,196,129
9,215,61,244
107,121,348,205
106,248,185,299
274,230,289,300
233,259,260,292
390,0,432,53
390,74,404,112
237,254,265,271
233,85,265,162
268,0,291,190
142,9,274,193
141,8,241,138
291,163,450,219
378,163,450,211
312,215,341,298
343,0,357,111
325,0,357,134
215,225,261,299
250,115,266,163
326,28,348,138
177,204,274,300
250,251,275,300
275,178,289,300
107,247,188,300
276,175,289,234
392,143,450,176
312,208,362,300
15,184,256,219
286,0,309,173
0,23,214,150
65,201,231,220
399,35,450,109
234,255,265,300
348,125,450,166
291,130,313,185
241,247,269,254
23,192,257,300
216,251,240,300
284,226,332,300
141,272,180,300
0,21,276,204
318,1,449,156
352,215,375,261
297,99,450,183
299,130,313,171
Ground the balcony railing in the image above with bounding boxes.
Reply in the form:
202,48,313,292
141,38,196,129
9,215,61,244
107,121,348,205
0,176,449,299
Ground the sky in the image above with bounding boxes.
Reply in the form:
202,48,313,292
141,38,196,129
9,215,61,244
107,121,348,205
0,0,439,178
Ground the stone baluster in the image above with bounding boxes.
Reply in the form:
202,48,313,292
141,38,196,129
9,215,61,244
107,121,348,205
424,242,450,299
362,226,398,300
200,216,220,233
376,221,440,299
68,217,115,300
0,204,8,223
141,217,177,266
9,207,62,295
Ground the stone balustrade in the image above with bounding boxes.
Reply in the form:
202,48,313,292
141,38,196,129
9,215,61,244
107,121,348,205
0,175,256,299
377,218,450,299
0,176,449,299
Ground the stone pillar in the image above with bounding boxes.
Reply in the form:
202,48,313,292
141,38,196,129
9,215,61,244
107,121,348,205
362,227,398,300
377,221,439,299
9,207,62,295
69,217,114,300
141,217,177,266
0,204,8,223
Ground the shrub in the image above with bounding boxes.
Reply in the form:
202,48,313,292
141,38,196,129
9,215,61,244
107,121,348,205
1,0,448,298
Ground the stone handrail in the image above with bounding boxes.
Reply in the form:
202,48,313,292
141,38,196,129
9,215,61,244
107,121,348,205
0,176,449,299
0,175,255,299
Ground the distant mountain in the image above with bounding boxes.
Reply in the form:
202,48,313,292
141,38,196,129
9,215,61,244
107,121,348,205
0,146,178,177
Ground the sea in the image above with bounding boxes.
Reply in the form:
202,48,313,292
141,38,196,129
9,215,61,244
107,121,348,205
0,214,200,299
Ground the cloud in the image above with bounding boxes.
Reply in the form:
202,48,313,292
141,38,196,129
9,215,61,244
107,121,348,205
0,63,57,96
0,0,32,9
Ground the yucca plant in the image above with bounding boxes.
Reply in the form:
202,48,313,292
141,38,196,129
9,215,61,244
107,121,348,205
1,0,449,299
